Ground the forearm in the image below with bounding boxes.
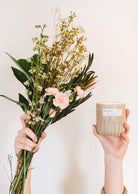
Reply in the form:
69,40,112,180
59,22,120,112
14,159,32,194
24,160,32,194
104,154,124,194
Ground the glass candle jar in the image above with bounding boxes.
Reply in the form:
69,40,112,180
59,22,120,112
96,102,126,136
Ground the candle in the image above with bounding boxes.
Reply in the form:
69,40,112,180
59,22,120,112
96,102,126,136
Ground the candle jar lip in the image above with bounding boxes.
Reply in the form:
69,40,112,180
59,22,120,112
96,101,126,105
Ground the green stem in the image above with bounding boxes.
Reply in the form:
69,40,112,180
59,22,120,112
21,151,26,194
10,123,44,193
10,116,52,194
11,152,33,194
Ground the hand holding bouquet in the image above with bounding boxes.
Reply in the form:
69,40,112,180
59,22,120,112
0,10,97,194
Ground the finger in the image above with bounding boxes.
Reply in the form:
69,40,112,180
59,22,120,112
23,127,37,142
125,109,130,122
41,131,47,139
120,133,129,144
18,128,37,142
93,124,104,143
38,132,47,145
15,141,39,153
20,114,31,127
17,129,25,138
124,123,130,134
15,136,39,150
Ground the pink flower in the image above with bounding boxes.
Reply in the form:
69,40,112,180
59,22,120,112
49,108,57,118
53,92,69,109
74,86,84,99
45,87,59,96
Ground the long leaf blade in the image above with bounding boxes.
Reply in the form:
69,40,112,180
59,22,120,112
0,95,27,112
19,93,29,111
5,52,31,79
11,67,28,86
17,59,31,73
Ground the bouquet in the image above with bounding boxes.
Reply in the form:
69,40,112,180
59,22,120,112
0,10,97,194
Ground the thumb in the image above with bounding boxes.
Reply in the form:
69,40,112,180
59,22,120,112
38,131,47,145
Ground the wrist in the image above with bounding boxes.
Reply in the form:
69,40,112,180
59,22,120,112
104,153,123,163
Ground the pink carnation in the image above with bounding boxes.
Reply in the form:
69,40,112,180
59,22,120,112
49,108,57,118
53,92,69,109
45,87,59,96
74,86,84,99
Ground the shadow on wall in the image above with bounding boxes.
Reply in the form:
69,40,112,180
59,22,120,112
60,112,86,194
63,159,85,194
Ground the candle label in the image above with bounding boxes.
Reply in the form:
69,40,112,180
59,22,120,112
103,109,122,116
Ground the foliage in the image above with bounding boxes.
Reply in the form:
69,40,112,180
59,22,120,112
0,9,97,194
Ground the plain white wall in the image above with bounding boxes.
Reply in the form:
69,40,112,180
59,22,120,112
0,0,138,193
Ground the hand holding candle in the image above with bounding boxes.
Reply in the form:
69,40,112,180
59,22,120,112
93,108,130,159
96,102,126,136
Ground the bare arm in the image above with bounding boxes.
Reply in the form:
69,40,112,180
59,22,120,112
14,114,47,194
104,154,124,194
93,109,130,194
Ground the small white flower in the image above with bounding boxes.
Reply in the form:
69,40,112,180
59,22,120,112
31,121,36,125
31,112,36,118
26,57,32,63
37,85,43,92
42,73,47,79
29,68,36,74
39,97,44,104
26,90,32,96
34,116,44,122
27,121,32,125
24,80,30,87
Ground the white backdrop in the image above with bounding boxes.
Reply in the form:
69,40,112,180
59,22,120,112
0,0,138,193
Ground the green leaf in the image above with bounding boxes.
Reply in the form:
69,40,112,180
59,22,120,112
0,94,27,112
86,53,94,72
42,96,54,120
17,59,31,74
5,52,31,80
43,64,48,73
19,93,29,111
32,54,39,66
11,67,33,101
11,67,28,86
51,109,75,124
35,25,41,28
42,103,51,119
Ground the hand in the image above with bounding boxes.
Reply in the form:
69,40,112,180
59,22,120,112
14,114,47,157
93,109,130,159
